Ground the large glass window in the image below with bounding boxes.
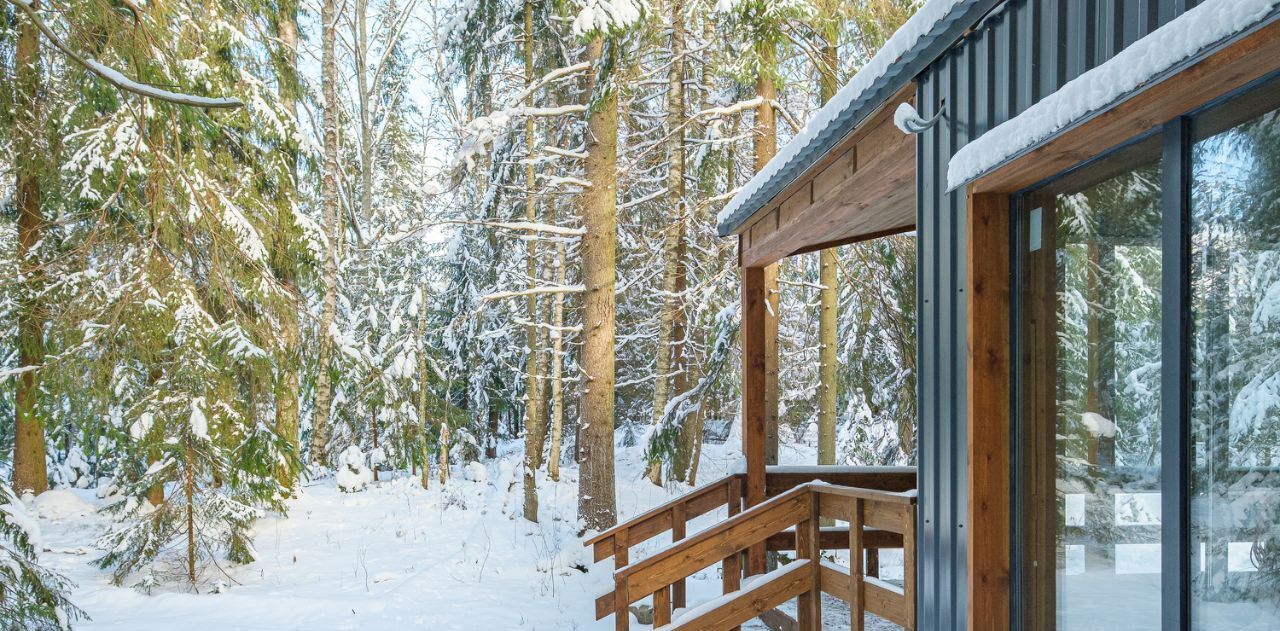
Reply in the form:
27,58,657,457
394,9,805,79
1016,81,1280,631
1018,142,1164,630
1189,97,1280,630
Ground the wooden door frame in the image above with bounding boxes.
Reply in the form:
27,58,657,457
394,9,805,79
965,190,1012,631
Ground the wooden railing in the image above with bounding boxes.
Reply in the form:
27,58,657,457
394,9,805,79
590,480,917,630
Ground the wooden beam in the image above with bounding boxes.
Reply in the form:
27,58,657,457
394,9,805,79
971,18,1280,195
965,190,1011,631
763,466,916,498
784,224,916,259
741,265,768,575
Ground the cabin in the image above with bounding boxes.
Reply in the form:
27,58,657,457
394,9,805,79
587,0,1280,629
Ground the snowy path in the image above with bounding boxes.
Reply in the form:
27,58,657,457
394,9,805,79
29,439,901,630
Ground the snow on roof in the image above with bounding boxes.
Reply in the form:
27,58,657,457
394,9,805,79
715,0,993,237
947,0,1280,190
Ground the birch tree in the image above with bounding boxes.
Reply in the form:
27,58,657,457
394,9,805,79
311,0,343,468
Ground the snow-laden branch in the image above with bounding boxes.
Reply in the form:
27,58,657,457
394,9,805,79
455,105,589,169
387,219,584,245
571,0,644,37
698,97,763,118
509,62,591,109
512,319,583,333
540,145,588,160
6,0,244,109
0,365,40,380
482,221,585,236
707,187,742,203
626,97,765,166
481,284,585,302
538,175,592,189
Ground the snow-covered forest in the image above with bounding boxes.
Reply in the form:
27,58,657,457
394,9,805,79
0,0,922,626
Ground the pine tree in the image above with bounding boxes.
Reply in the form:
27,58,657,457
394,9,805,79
572,0,643,529
265,0,307,493
11,0,49,497
0,485,85,628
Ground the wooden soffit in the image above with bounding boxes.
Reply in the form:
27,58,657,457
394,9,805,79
735,83,917,268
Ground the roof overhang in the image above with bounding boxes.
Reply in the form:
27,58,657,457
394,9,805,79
716,0,1002,241
952,2,1280,194
732,84,917,269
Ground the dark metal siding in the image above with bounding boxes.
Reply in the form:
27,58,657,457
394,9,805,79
914,1,1199,628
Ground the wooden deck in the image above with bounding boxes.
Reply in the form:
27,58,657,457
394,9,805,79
585,467,917,630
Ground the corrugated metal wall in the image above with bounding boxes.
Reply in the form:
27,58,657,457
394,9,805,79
914,1,1199,628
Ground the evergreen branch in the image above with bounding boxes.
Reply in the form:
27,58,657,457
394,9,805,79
5,0,245,109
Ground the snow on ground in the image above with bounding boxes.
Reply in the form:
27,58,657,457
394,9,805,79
31,436,883,630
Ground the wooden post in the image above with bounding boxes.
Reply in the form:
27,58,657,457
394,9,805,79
672,503,687,609
614,529,630,630
966,190,1012,631
796,494,822,629
741,263,768,576
763,263,780,466
850,498,865,631
654,585,671,627
903,504,917,631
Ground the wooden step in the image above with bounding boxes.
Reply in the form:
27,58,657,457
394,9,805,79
656,560,813,631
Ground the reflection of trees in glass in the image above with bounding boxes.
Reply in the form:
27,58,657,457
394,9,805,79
1050,163,1164,567
1056,165,1163,472
1192,107,1280,609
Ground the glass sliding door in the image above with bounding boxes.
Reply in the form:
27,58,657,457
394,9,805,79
1189,93,1280,630
1017,140,1165,630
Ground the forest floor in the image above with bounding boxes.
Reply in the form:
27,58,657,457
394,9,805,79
28,434,899,630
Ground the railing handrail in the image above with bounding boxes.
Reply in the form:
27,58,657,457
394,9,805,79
618,483,914,586
618,483,813,587
607,482,918,626
590,471,919,630
808,481,918,505
584,472,743,548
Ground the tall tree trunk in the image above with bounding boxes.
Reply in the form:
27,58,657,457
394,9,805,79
355,0,374,226
439,420,450,485
647,0,688,486
815,22,839,470
548,243,567,482
416,282,432,489
13,5,47,496
755,38,780,466
273,0,302,492
578,36,618,531
521,0,543,522
310,0,342,467
184,440,197,582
